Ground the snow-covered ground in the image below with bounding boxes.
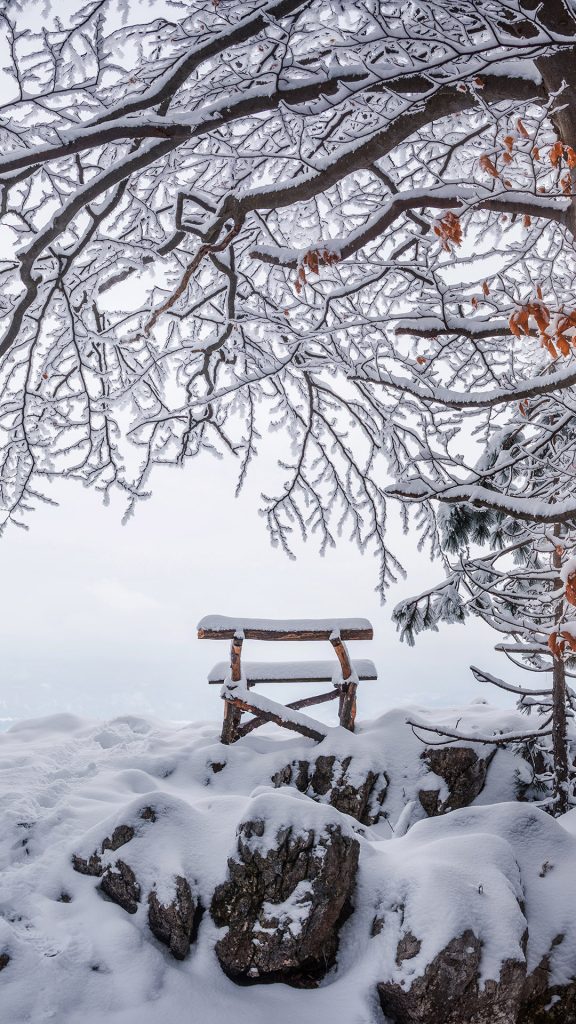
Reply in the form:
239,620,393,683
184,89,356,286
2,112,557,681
0,705,572,1023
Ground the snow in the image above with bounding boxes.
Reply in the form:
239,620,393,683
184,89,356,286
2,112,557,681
0,703,572,1023
198,615,372,634
561,558,576,584
208,659,377,682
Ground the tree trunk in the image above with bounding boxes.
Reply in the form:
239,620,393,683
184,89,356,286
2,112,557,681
552,525,570,814
552,654,569,814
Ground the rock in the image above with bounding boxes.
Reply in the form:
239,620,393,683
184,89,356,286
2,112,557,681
418,747,495,816
378,929,526,1024
0,953,9,971
100,859,140,914
72,820,140,912
72,801,203,957
396,931,421,965
519,938,576,1023
211,813,360,986
271,754,388,825
72,822,135,876
148,876,203,960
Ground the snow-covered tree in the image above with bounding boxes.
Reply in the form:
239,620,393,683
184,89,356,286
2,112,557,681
2,1,576,596
393,408,576,813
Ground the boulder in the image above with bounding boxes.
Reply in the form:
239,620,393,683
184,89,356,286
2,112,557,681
0,953,9,971
519,939,576,1023
100,858,140,914
72,820,140,913
418,747,495,816
378,929,526,1024
148,876,203,960
271,754,387,824
72,799,202,957
211,805,360,986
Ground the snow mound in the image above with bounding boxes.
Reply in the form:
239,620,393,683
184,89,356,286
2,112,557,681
0,705,567,1023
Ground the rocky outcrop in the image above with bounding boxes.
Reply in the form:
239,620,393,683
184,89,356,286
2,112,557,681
211,813,359,986
72,803,202,957
418,747,495,816
148,877,203,960
519,939,576,1023
378,929,526,1024
271,754,387,825
378,928,576,1024
72,820,141,912
0,953,9,971
100,859,141,914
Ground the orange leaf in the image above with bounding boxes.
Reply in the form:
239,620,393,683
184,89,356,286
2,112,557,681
502,152,513,165
517,118,530,138
509,313,521,337
542,337,558,359
479,154,499,178
557,334,571,357
532,146,541,161
531,302,550,332
536,285,543,300
550,141,564,167
482,281,490,296
503,135,515,153
416,356,427,365
567,147,576,169
523,214,532,228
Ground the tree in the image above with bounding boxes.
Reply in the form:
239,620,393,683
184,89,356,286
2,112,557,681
393,408,576,813
2,1,576,600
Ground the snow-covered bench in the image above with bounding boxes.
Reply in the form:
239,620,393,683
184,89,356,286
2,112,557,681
197,615,376,744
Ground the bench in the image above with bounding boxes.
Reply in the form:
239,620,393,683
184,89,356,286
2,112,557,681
198,615,376,744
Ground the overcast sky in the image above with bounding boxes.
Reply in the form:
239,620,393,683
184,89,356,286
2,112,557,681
0,438,518,727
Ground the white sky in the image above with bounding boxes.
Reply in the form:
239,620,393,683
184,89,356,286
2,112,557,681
0,440,517,726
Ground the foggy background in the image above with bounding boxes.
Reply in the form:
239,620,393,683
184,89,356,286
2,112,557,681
0,441,514,728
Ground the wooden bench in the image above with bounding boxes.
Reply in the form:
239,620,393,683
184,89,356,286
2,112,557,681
198,615,376,744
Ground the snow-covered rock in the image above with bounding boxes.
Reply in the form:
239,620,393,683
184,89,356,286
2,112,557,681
0,706,573,1023
211,791,360,986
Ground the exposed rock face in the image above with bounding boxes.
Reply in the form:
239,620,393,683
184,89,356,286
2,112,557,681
100,859,140,914
72,821,140,912
72,804,201,956
519,940,576,1024
148,877,203,960
378,929,526,1024
0,953,10,971
211,815,360,986
418,747,495,816
271,754,387,825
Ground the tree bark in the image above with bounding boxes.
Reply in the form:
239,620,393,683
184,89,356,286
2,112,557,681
552,526,570,814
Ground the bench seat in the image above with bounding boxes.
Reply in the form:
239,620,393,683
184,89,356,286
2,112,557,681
198,615,373,641
208,659,377,685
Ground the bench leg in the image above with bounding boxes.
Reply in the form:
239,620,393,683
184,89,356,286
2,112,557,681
339,682,357,732
221,698,242,744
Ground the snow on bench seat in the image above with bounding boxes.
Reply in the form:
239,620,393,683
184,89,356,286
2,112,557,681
197,615,373,640
208,659,377,684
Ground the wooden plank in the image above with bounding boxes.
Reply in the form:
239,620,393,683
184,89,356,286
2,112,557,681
198,615,373,641
330,635,352,680
208,659,377,684
339,682,358,732
226,695,326,742
236,690,339,738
